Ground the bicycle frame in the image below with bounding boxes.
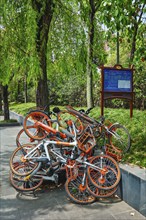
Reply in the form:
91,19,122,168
76,155,107,172
24,139,77,161
22,134,78,184
66,106,123,142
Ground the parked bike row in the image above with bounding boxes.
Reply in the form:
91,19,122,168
9,106,131,204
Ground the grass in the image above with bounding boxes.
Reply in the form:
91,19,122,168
90,107,146,168
8,102,146,168
0,119,18,124
0,110,4,116
10,102,37,116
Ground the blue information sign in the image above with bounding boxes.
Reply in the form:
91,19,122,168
103,68,132,92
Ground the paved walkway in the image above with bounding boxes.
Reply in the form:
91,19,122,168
0,125,145,220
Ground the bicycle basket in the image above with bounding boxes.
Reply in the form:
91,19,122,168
77,126,96,153
105,144,122,162
66,160,78,179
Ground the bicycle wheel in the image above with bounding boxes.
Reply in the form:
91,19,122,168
87,154,121,190
16,126,38,147
10,144,40,176
108,123,131,153
65,172,96,204
23,110,51,140
10,165,43,192
86,178,118,198
57,110,84,135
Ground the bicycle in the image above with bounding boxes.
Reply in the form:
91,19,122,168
10,119,77,177
57,106,131,158
64,153,120,204
10,120,121,203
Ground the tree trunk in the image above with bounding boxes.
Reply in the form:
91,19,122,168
129,22,138,63
24,74,28,103
116,31,120,64
17,81,21,102
129,3,145,63
2,85,9,120
86,0,95,108
32,0,54,111
0,84,2,111
86,45,94,108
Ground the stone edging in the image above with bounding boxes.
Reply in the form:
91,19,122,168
118,164,146,217
0,114,20,127
0,122,20,127
9,111,24,125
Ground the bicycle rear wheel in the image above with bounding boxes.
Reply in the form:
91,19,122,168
10,165,43,192
10,144,40,176
86,178,118,198
23,110,51,140
57,110,84,135
65,172,96,204
16,126,38,147
108,123,131,153
87,154,121,190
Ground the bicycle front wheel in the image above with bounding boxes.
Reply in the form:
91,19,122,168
23,110,51,140
10,144,40,176
108,123,131,153
86,178,118,198
16,126,38,147
10,165,43,192
87,154,121,190
65,172,96,204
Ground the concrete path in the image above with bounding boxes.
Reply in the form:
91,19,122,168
0,125,145,220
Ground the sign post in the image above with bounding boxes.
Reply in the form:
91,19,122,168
100,64,134,117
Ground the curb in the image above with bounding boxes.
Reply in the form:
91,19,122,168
0,113,21,127
118,164,146,217
0,122,20,127
9,111,24,125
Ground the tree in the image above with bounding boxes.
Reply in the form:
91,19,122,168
1,0,54,112
128,1,145,63
1,0,35,118
31,0,54,110
78,0,103,108
1,0,144,111
98,0,146,109
2,85,9,120
0,84,3,112
86,0,96,108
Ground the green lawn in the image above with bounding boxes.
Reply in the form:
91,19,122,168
9,102,146,168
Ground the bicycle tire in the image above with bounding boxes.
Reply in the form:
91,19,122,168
86,178,118,198
57,110,84,135
10,144,40,176
65,172,96,204
16,126,38,147
23,110,51,140
10,165,43,192
108,123,131,153
87,154,121,190
66,106,97,125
